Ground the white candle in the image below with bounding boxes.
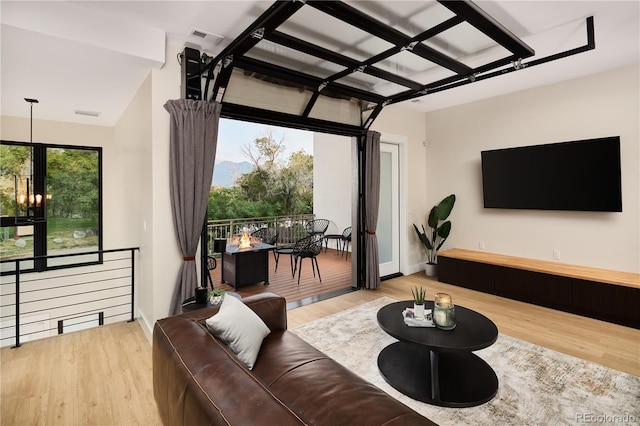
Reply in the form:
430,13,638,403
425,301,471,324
434,309,447,325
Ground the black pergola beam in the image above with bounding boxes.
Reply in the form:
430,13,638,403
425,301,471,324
267,31,422,91
205,1,305,75
221,103,366,137
202,0,594,131
308,1,471,76
388,17,595,105
413,15,466,42
235,56,387,104
204,1,305,101
269,14,468,94
267,30,355,69
438,0,535,58
234,56,322,90
344,15,465,73
364,67,422,91
308,2,408,47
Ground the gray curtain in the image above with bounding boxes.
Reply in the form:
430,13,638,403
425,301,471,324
165,99,221,315
364,130,381,289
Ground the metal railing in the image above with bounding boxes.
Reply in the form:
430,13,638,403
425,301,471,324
207,214,315,250
0,247,139,348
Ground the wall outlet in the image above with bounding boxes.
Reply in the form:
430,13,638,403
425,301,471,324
479,241,486,250
553,249,560,260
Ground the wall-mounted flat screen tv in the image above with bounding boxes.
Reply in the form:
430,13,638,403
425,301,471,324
481,136,622,212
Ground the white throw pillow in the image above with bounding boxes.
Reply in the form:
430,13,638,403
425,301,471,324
205,294,270,370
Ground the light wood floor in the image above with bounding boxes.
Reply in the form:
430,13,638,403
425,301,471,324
0,319,161,426
288,274,640,377
1,273,638,425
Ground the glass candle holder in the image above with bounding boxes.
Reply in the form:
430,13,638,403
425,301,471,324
433,293,456,330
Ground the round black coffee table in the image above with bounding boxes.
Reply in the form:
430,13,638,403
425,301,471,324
377,300,498,408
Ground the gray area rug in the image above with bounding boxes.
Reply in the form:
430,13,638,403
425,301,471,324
291,297,640,425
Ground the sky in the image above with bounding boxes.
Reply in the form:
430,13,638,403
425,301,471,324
216,118,314,164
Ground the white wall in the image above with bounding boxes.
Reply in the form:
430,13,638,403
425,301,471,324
372,105,430,274
313,132,353,244
112,73,153,333
424,64,639,273
148,43,184,334
312,105,430,274
110,41,186,338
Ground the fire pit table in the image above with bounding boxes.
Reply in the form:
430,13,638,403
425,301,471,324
221,242,276,289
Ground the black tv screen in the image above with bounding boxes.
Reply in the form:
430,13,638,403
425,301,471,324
481,137,622,212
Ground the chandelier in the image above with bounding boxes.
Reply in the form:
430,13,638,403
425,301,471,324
14,98,46,221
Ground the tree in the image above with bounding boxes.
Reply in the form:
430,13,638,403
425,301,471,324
209,128,314,219
236,168,270,203
207,187,276,220
237,129,286,204
46,148,99,219
241,128,285,172
0,145,32,216
274,150,313,214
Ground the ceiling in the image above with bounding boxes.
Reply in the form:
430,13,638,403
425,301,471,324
1,1,638,127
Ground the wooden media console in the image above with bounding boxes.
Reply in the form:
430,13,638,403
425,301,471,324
437,249,640,329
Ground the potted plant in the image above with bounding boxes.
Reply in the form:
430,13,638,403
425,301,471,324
208,288,226,305
413,194,456,276
412,285,427,319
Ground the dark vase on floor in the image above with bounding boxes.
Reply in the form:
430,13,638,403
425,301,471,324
195,287,208,304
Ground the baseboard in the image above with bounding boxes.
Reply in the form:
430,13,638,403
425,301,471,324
137,311,154,345
381,272,403,281
407,263,426,275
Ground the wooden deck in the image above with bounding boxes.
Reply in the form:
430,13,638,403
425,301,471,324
208,247,353,304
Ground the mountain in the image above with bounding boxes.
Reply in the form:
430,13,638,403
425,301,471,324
212,161,254,188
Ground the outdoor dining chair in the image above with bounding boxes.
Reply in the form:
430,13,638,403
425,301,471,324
292,234,324,286
274,244,295,276
304,219,329,237
251,227,278,245
341,226,352,260
323,231,343,253
324,225,350,255
206,255,217,289
251,227,279,261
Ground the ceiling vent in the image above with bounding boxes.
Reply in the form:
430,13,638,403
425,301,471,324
189,28,224,46
75,109,100,117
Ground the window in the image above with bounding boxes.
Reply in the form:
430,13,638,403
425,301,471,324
0,141,102,273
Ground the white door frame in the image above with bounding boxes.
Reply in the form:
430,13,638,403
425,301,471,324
379,133,407,277
378,142,399,277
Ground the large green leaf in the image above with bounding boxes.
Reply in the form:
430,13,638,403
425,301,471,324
435,194,456,220
437,220,451,239
412,223,433,251
435,221,451,251
423,235,433,250
427,206,438,229
412,223,422,238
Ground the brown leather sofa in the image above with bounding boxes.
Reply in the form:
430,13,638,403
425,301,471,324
153,292,435,425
